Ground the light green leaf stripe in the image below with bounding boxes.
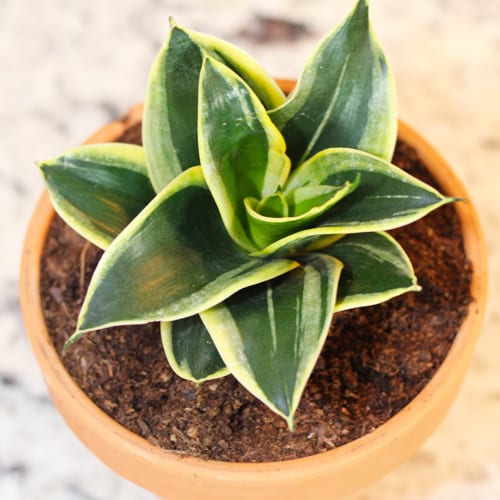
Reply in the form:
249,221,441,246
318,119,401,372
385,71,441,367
201,254,342,429
198,57,291,251
269,0,397,166
321,232,420,311
183,25,285,109
160,317,228,383
244,177,358,249
70,167,297,344
39,143,154,249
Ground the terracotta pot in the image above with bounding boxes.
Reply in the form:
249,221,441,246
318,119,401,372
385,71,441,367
20,80,488,499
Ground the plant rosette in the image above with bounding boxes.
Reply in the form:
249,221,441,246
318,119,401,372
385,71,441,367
20,1,487,499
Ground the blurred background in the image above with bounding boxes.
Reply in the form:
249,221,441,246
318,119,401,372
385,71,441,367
1,0,499,498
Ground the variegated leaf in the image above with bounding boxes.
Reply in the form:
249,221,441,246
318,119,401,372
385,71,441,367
181,24,285,109
286,148,454,228
200,254,342,429
253,148,454,256
161,317,228,383
143,25,204,192
244,176,358,249
321,232,420,311
69,167,297,345
269,0,397,166
143,22,285,193
257,191,289,217
198,57,290,251
39,143,154,249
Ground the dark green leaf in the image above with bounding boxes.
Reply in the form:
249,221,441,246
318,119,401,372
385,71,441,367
71,167,297,342
199,57,290,251
39,143,154,249
269,0,397,166
161,317,228,383
288,148,454,227
321,232,420,311
143,26,204,192
253,148,454,256
143,22,286,193
201,254,342,429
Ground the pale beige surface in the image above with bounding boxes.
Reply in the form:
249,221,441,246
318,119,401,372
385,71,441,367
1,0,499,498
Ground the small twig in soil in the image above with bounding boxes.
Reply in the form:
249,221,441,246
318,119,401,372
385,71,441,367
79,241,91,292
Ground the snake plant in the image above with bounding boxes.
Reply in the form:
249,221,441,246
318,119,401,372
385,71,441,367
39,0,455,429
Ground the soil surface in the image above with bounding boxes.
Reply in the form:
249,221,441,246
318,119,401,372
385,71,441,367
40,126,472,463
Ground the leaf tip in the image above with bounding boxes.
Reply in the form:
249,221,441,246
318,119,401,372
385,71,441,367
356,0,370,11
62,331,82,354
201,53,218,71
37,160,48,173
64,317,92,352
351,0,370,25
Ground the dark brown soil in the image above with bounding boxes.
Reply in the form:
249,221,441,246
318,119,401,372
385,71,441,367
40,126,472,463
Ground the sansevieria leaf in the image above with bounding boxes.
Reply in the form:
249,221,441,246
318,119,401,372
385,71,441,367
269,0,397,166
320,232,420,311
198,57,290,251
286,148,454,229
70,167,297,345
39,143,154,249
244,177,358,249
254,148,455,256
143,21,285,193
161,317,228,383
253,148,454,257
201,254,342,430
143,25,205,192
181,24,285,109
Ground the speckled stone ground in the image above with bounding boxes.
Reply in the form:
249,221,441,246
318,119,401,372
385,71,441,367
1,0,499,498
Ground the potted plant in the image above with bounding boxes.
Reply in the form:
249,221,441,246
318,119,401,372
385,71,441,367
20,0,487,498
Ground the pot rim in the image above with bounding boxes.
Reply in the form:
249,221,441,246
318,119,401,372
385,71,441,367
19,82,488,487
